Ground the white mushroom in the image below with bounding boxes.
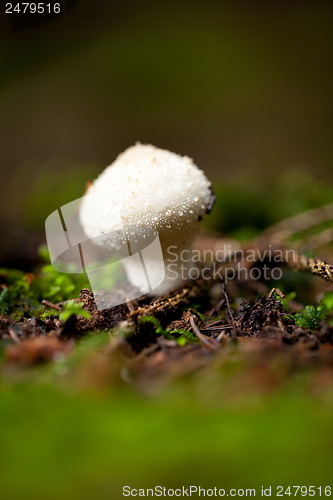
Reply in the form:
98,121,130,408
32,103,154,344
79,143,214,295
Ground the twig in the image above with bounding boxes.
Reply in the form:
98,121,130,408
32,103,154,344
201,318,223,328
126,300,135,312
268,287,285,299
202,325,233,331
128,286,201,322
283,251,333,283
216,331,226,342
189,315,218,350
262,202,333,245
8,328,21,344
298,228,333,250
133,343,160,361
221,284,238,336
42,299,62,311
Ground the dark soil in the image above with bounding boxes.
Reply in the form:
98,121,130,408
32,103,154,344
1,274,332,381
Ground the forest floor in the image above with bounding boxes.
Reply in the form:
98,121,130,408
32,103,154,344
1,202,333,500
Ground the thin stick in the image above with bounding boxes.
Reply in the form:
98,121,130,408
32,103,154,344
133,343,160,361
8,328,21,344
202,325,233,331
126,300,135,312
206,298,225,320
216,331,226,342
283,251,333,283
189,315,218,350
262,202,333,244
201,318,223,328
221,284,238,335
42,299,62,311
268,287,284,299
128,286,201,322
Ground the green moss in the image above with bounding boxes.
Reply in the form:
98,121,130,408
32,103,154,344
40,300,91,322
293,292,333,330
0,246,89,318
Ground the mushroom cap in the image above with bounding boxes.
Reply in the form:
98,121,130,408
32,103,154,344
79,144,213,250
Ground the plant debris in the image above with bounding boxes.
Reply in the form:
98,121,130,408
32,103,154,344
0,201,332,390
5,335,73,365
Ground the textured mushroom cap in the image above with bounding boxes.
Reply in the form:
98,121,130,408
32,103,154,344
79,144,213,250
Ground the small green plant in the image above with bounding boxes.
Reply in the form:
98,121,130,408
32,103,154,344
41,300,91,322
169,328,198,345
36,245,90,304
139,315,198,345
139,315,173,338
0,269,41,317
0,245,90,318
59,301,91,322
294,305,327,329
293,291,333,329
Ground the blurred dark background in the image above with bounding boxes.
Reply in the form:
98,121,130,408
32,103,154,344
0,0,332,268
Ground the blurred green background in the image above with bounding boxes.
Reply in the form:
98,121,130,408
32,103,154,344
0,0,332,266
1,2,333,498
